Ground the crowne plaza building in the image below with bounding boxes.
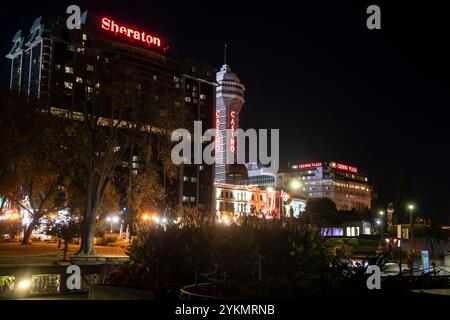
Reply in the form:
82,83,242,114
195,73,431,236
282,161,372,211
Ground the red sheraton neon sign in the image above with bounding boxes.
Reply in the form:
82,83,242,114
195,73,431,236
101,17,163,49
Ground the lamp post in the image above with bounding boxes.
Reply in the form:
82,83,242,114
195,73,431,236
106,216,120,233
408,204,415,240
408,204,415,251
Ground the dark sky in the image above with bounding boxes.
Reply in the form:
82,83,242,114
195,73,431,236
1,1,449,222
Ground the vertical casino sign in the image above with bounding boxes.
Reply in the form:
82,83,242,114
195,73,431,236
230,111,236,153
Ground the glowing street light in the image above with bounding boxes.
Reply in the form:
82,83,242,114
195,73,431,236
106,215,120,233
379,210,384,216
17,279,31,291
407,203,416,244
290,180,301,190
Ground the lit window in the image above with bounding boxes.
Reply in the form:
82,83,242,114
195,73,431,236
76,77,83,83
191,177,197,183
182,196,189,202
193,86,197,92
190,197,196,202
65,66,73,74
55,64,61,70
192,92,197,97
86,64,94,71
64,81,73,89
86,86,93,93
199,165,204,171
185,97,191,103
183,176,189,182
153,75,157,81
200,94,206,100
95,83,100,88
82,34,88,41
173,76,180,82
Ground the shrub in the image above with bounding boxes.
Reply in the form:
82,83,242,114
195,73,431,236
107,218,334,295
96,233,119,246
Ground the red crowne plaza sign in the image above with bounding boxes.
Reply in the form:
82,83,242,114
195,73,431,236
101,17,167,51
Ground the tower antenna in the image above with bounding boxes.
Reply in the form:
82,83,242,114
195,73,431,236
224,43,227,65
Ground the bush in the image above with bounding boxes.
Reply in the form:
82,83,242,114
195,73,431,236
96,233,119,246
107,218,333,295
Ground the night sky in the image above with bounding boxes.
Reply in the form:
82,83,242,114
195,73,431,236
1,1,449,222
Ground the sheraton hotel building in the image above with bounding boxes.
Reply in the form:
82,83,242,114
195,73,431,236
6,12,217,213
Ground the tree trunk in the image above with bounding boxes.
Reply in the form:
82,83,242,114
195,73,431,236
78,210,97,255
77,156,97,255
22,219,38,245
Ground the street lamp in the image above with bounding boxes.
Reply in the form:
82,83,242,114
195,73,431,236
407,203,415,248
290,180,301,190
379,210,384,216
106,216,120,233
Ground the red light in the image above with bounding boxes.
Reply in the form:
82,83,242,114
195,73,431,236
293,162,322,170
101,17,162,48
230,111,236,152
336,163,358,173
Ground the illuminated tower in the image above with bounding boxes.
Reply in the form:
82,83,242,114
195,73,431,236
215,63,245,183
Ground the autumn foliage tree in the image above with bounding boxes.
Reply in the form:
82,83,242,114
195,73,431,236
0,91,66,244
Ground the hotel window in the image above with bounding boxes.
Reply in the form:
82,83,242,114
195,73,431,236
95,83,101,88
190,197,196,202
200,94,206,100
82,34,88,41
86,64,94,71
199,165,204,171
186,84,191,90
193,98,198,104
183,176,189,182
76,77,83,83
173,76,180,82
185,96,191,103
192,92,198,97
191,177,197,183
55,64,61,70
65,66,74,74
193,86,197,92
182,196,189,202
153,75,157,81
64,81,73,89
86,86,93,93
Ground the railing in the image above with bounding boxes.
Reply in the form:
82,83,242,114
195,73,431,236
180,282,232,301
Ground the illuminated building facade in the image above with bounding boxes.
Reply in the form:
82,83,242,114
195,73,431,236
5,13,216,213
286,161,372,211
214,184,306,219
